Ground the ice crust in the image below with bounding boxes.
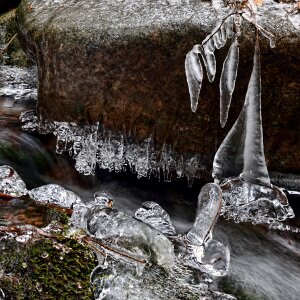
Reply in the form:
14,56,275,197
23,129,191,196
29,184,82,208
20,112,206,181
0,165,28,197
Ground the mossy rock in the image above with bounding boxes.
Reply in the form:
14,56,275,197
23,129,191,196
0,235,97,299
0,9,31,66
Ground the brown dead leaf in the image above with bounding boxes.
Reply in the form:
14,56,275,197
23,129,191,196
253,0,264,7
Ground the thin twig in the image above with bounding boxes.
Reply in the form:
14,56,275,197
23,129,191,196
82,236,147,264
202,11,236,47
0,33,17,58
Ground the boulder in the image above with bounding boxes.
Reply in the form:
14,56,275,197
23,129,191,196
16,0,300,174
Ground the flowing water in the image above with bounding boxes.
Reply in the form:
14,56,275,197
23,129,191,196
0,75,300,299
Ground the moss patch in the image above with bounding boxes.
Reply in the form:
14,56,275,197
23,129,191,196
0,235,97,299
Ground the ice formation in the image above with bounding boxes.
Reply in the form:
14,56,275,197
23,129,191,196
71,194,175,270
219,34,239,128
134,184,230,277
0,165,28,197
185,1,276,124
69,186,233,299
220,177,295,226
213,40,270,187
0,66,37,101
213,41,295,226
135,201,176,236
175,183,229,277
29,184,82,208
20,111,206,181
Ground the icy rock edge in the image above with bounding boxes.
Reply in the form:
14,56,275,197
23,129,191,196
20,110,206,183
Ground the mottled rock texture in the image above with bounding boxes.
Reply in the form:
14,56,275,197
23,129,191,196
16,0,300,174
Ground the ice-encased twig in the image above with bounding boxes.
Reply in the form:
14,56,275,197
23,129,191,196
213,40,271,187
220,34,239,128
186,183,222,246
185,45,203,112
242,13,276,48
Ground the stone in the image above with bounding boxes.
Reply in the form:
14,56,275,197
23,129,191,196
16,0,300,175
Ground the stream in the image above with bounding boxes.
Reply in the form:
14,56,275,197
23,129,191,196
0,68,300,300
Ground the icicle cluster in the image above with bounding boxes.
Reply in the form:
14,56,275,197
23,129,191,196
20,111,206,181
185,1,276,127
212,41,295,226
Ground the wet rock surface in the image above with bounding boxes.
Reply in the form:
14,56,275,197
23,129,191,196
15,0,300,175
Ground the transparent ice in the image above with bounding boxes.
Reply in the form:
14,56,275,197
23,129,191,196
213,41,295,226
213,41,270,187
185,14,234,112
220,177,295,227
70,187,234,299
0,165,28,197
185,45,203,112
20,112,205,181
29,184,82,208
135,201,176,236
219,34,239,128
72,200,175,270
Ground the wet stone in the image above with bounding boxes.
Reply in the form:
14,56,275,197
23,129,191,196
15,0,300,175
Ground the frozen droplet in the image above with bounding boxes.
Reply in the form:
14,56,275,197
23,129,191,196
185,45,203,112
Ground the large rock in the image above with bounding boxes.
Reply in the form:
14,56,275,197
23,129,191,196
16,0,300,174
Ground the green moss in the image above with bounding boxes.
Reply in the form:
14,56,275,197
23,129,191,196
45,208,70,226
0,236,97,299
219,277,265,300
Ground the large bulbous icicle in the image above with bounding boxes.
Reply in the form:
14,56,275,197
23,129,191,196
219,35,239,128
186,183,222,246
185,45,203,112
179,183,230,277
242,41,270,186
213,40,270,187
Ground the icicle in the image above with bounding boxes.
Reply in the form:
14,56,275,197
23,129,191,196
213,40,270,187
185,45,203,112
242,40,270,186
186,183,222,246
219,35,239,127
201,45,216,83
225,15,234,40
